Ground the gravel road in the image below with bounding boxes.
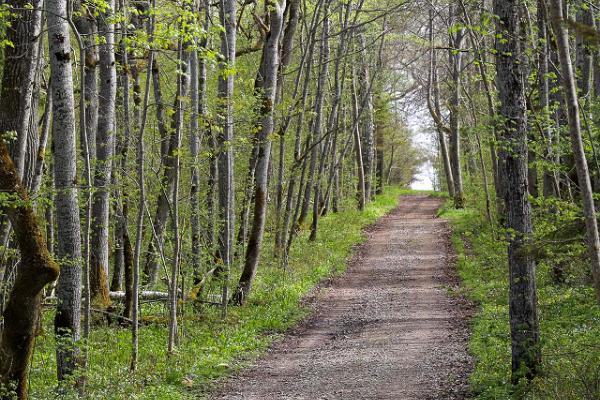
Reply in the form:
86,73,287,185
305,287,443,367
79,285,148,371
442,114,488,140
210,195,472,399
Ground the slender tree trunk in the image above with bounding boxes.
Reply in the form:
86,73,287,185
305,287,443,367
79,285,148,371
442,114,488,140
550,0,600,303
168,44,185,354
299,8,329,227
494,0,541,382
426,9,454,196
131,0,155,370
216,0,237,316
538,0,559,198
90,0,117,307
273,0,301,253
352,65,366,211
115,6,134,314
358,33,375,201
189,2,203,284
281,1,323,266
448,5,465,208
143,74,184,287
74,1,99,162
233,0,286,305
308,7,330,241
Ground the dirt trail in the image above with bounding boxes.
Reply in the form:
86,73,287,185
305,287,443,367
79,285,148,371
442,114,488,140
211,195,472,399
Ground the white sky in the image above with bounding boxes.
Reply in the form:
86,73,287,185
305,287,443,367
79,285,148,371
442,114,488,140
405,99,435,191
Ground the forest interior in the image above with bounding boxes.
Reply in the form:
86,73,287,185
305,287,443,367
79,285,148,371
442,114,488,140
1,0,600,398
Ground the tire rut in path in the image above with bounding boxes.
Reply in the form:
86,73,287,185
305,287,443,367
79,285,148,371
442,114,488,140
210,195,472,399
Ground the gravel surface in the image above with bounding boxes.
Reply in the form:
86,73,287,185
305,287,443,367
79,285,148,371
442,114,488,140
210,195,473,400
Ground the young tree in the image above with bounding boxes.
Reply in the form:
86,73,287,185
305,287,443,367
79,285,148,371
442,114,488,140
216,0,237,315
448,3,465,208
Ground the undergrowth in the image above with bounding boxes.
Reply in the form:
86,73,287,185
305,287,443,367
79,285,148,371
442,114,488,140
29,187,406,399
442,196,600,399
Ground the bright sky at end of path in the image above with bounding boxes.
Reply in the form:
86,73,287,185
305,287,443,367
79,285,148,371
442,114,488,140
407,106,435,191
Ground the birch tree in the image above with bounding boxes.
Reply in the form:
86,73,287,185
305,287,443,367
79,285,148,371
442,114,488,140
46,0,86,386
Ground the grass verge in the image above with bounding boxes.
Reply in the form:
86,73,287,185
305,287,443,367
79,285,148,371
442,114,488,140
441,202,600,399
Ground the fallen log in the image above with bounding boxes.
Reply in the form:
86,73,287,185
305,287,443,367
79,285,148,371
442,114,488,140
109,291,170,301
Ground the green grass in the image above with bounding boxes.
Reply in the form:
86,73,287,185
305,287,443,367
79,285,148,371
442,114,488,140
441,201,600,399
29,187,408,399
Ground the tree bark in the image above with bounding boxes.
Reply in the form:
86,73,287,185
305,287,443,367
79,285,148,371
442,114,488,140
234,0,286,305
494,0,541,382
90,0,117,307
47,0,86,384
0,4,60,394
216,0,237,316
550,0,600,303
448,6,465,208
358,33,375,201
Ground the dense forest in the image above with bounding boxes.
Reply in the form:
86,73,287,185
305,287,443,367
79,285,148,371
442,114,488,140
0,0,599,398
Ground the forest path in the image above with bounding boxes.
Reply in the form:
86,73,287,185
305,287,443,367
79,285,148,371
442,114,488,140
210,195,472,399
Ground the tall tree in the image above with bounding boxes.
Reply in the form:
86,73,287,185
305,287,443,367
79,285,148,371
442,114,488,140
0,4,59,396
216,0,237,315
90,0,117,306
46,0,86,385
494,0,541,382
448,4,465,208
550,0,600,303
233,0,286,305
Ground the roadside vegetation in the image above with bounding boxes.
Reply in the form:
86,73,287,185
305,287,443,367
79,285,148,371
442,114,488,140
442,188,600,399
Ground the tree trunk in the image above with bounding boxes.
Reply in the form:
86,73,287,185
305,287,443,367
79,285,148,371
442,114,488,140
352,65,366,211
47,0,86,385
168,44,185,354
308,6,331,241
358,33,375,201
0,2,60,397
0,138,60,399
216,0,237,316
273,0,301,253
550,0,600,303
74,0,99,162
131,0,155,370
426,8,455,197
143,61,185,287
448,6,465,208
538,0,560,198
494,0,541,382
299,10,330,228
90,0,117,307
233,0,286,305
0,0,43,180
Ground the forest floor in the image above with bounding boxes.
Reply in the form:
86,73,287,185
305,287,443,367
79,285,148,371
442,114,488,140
209,195,473,399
